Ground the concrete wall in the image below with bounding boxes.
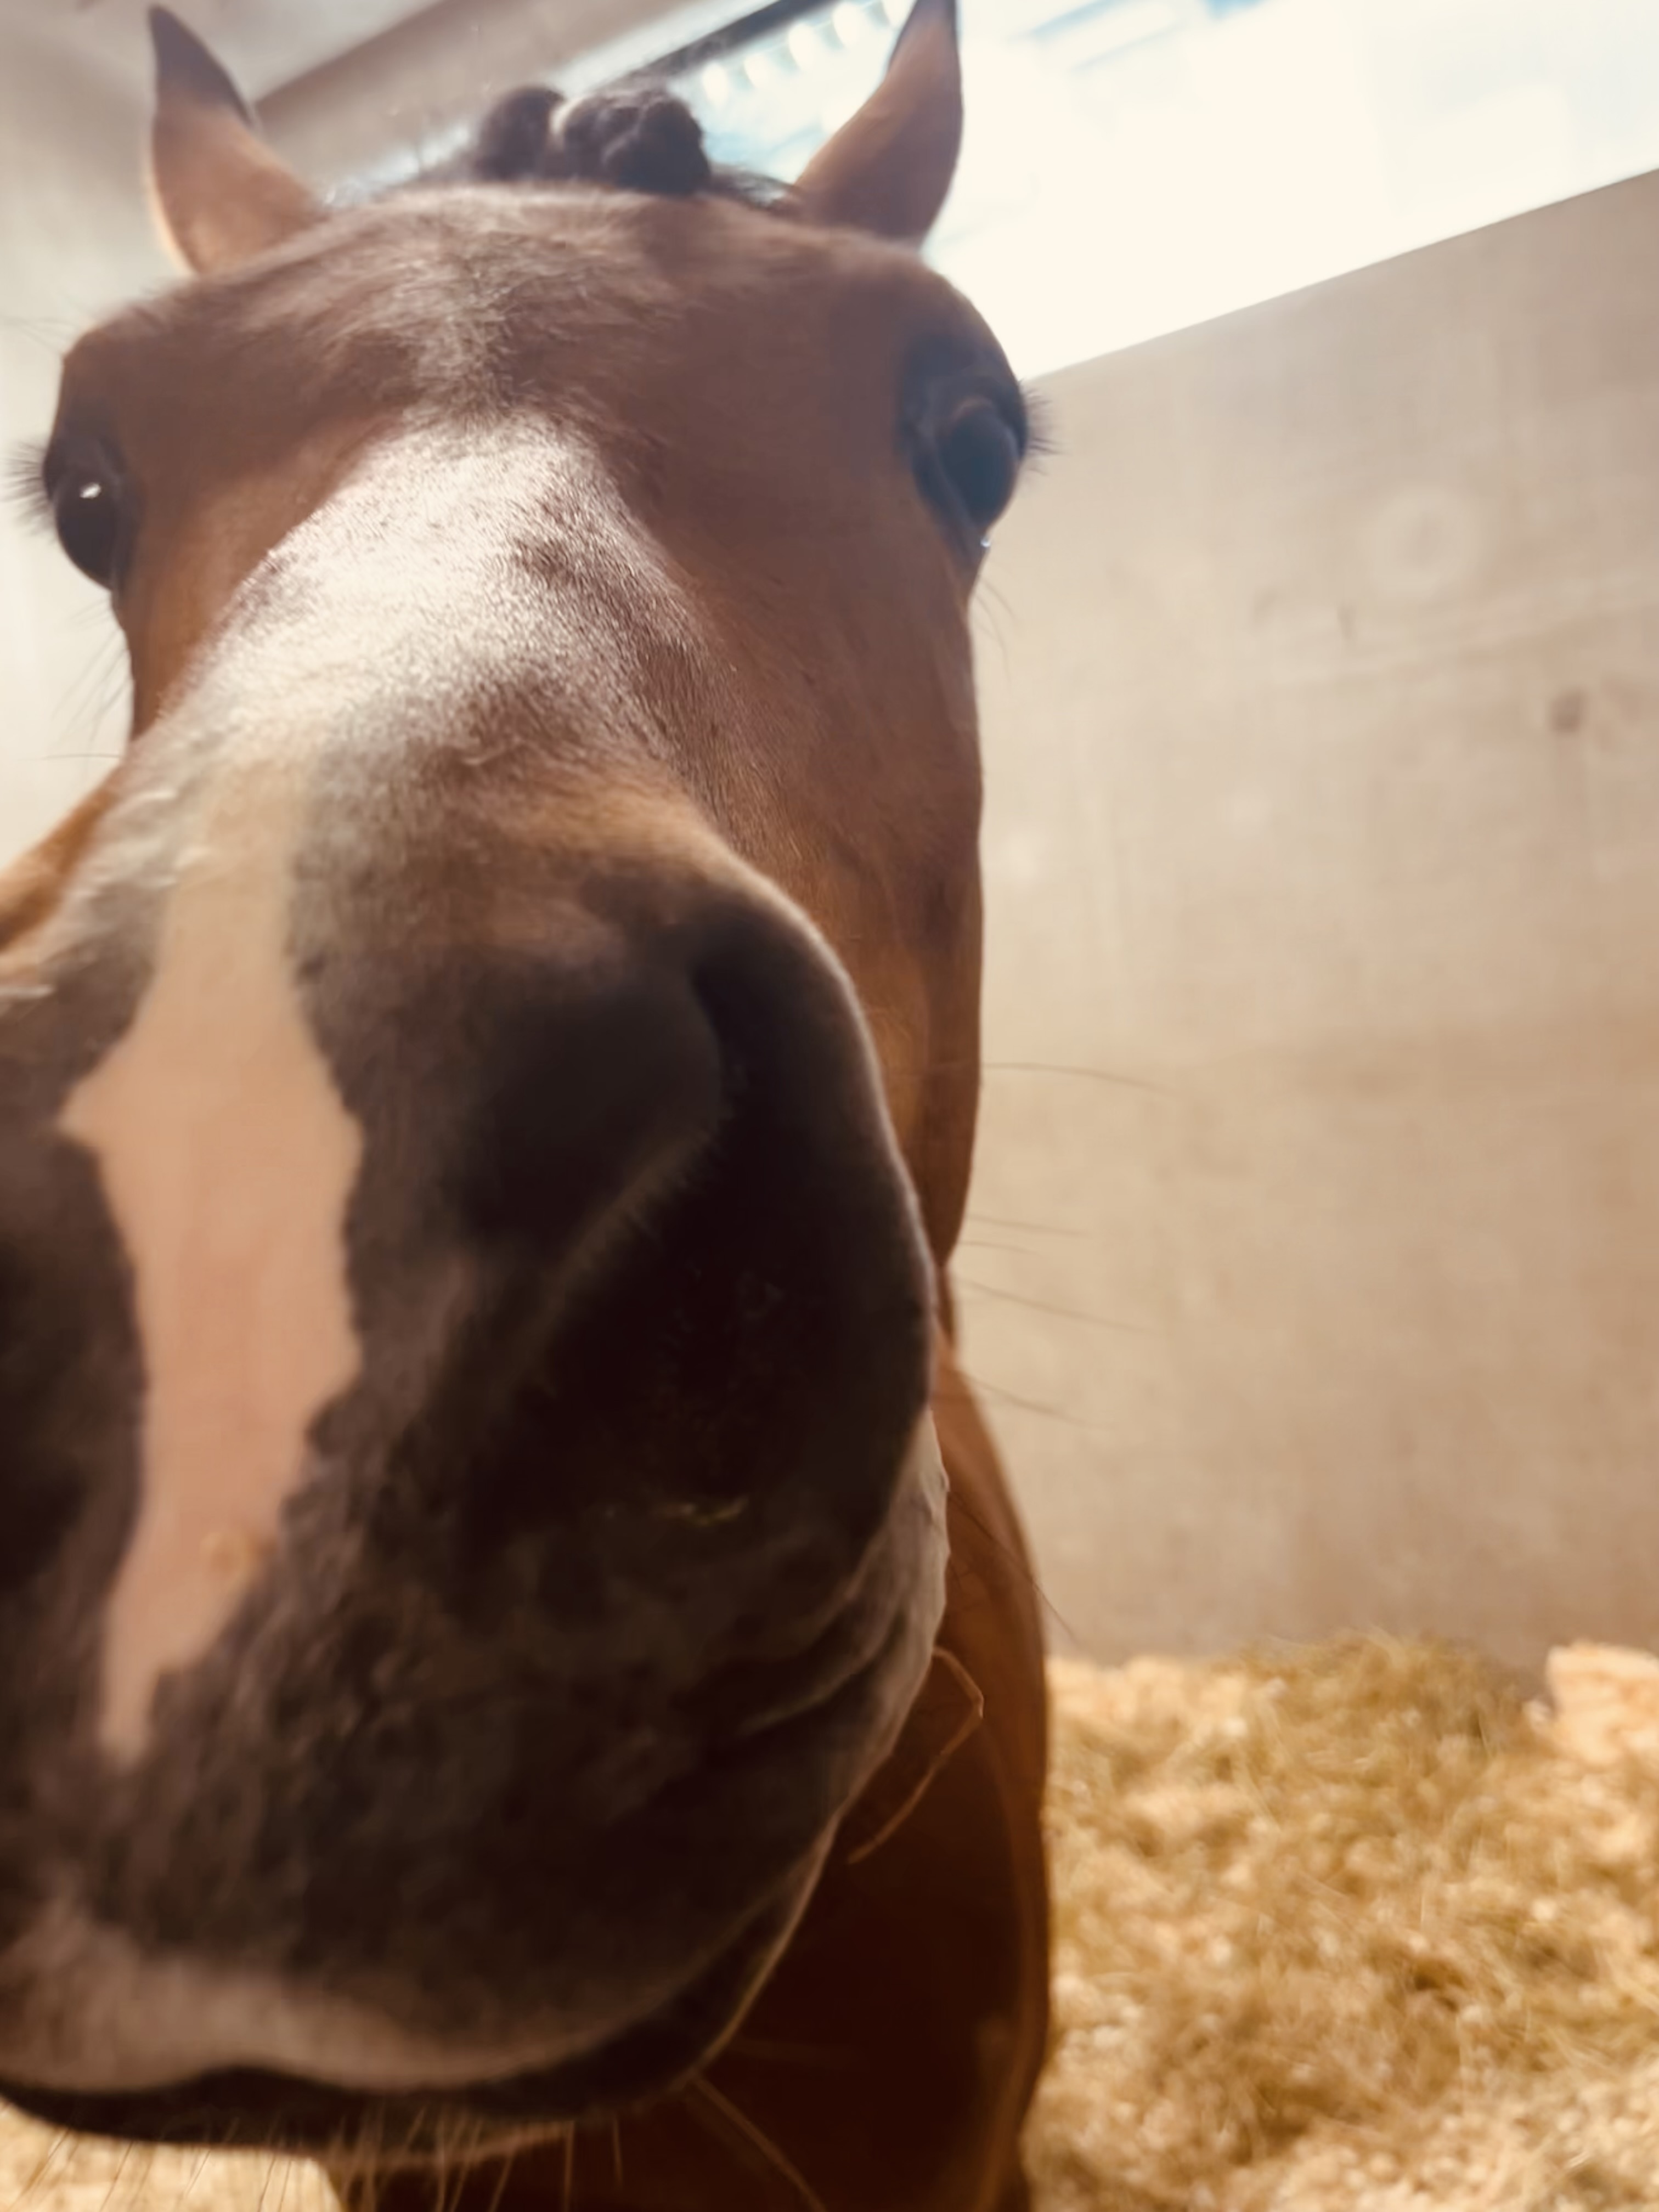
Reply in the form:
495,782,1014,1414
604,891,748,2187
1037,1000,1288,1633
967,166,1659,1670
0,19,162,861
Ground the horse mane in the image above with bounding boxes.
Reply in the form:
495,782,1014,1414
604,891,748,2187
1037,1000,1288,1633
421,82,788,211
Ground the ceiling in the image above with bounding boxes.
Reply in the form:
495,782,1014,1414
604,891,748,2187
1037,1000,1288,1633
2,0,714,178
2,0,432,98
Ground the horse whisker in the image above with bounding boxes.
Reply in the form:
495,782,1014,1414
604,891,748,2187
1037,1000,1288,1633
478,2142,517,2212
936,1470,1089,1650
980,1059,1171,1094
964,1210,1093,1240
13,2125,71,2205
92,2137,136,2212
690,2080,826,2212
171,2142,216,2212
955,1365,1111,1436
847,1646,985,1865
952,1273,1152,1334
252,2154,274,2212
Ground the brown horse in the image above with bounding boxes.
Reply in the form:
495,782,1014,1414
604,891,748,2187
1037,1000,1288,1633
0,6,1048,2207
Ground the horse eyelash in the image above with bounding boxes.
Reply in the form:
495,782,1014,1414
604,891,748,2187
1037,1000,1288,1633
4,440,53,532
1020,386,1056,463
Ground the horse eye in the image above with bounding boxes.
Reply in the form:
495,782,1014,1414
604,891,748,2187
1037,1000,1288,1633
49,459,126,588
935,403,1021,532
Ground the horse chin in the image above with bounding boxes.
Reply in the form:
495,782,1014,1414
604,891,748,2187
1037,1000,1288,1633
0,1870,817,2162
0,1424,949,2164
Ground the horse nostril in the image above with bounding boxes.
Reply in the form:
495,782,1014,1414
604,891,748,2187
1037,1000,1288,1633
432,892,932,1573
449,953,725,1258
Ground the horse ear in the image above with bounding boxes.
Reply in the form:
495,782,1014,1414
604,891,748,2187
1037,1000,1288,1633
148,8,322,274
792,0,962,244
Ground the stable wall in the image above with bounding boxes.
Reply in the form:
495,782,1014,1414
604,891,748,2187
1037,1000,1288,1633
967,166,1659,1670
0,18,164,859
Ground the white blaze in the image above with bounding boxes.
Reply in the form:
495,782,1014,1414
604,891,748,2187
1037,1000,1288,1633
60,747,363,1760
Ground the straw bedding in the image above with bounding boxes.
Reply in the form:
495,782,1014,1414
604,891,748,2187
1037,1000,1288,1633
5,1638,1658,2212
1030,1638,1659,2211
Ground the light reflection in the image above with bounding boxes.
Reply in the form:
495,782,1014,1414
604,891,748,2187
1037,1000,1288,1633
667,0,1659,381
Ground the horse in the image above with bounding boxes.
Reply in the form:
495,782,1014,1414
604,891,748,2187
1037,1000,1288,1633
0,5,1048,2207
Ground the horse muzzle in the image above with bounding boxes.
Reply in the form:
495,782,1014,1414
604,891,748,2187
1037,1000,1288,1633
0,535,946,2145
